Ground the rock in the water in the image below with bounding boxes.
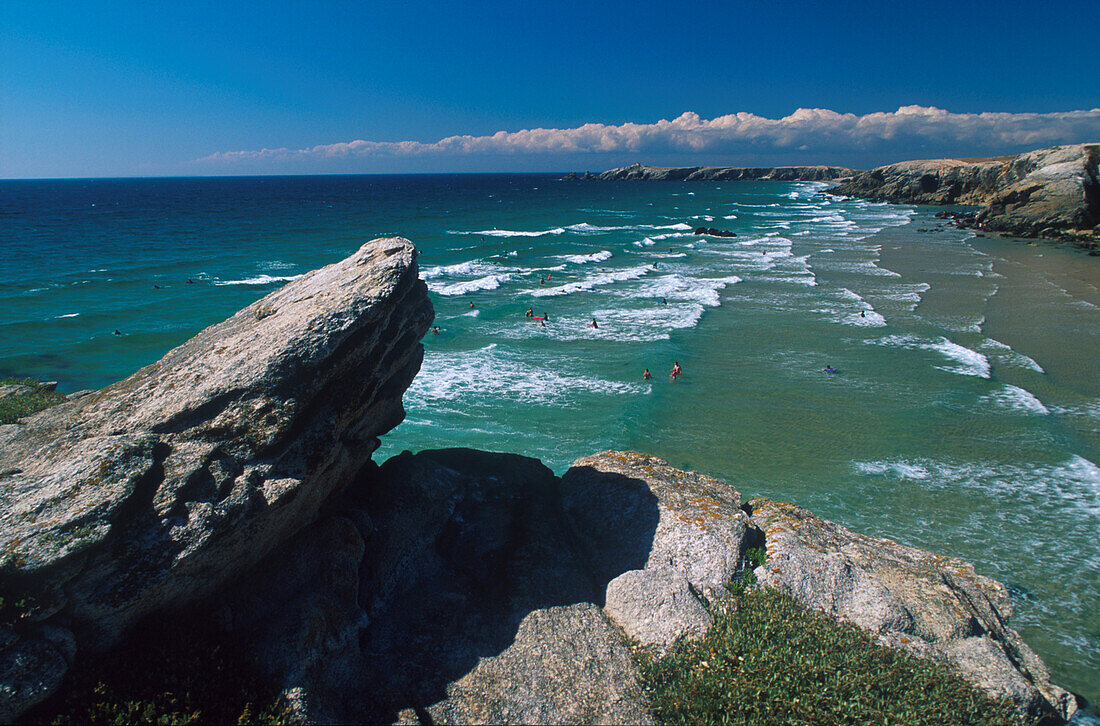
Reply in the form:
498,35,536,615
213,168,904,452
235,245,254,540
0,237,432,718
751,498,1077,722
694,227,737,237
563,451,754,649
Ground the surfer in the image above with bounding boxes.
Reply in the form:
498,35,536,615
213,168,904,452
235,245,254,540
469,302,475,309
113,329,122,336
431,326,440,335
670,361,682,379
540,276,545,285
525,308,533,318
153,284,163,289
588,318,598,329
643,368,651,380
539,319,547,328
823,365,837,373
547,272,552,280
659,297,667,305
860,310,866,318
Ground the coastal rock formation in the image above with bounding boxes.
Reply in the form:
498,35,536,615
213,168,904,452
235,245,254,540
751,499,1077,723
223,449,1073,723
583,163,857,182
830,143,1100,245
0,237,432,719
562,451,753,650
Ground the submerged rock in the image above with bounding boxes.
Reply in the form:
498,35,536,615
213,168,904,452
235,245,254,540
751,498,1077,723
0,237,432,720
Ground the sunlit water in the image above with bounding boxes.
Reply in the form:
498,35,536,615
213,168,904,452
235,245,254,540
2,174,1097,707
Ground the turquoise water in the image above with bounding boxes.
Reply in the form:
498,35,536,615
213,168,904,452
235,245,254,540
2,175,1098,707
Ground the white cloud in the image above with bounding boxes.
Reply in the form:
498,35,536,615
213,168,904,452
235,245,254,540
194,106,1100,166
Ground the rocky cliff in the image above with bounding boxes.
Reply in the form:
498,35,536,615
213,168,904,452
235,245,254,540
566,163,857,182
0,237,432,720
0,239,1081,723
830,144,1100,246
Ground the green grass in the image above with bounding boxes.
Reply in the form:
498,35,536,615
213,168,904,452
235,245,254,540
0,377,67,425
21,609,297,726
635,587,1024,726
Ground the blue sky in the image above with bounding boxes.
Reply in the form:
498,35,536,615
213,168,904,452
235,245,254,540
3,0,1099,178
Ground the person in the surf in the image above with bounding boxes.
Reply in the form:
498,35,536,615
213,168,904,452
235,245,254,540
824,365,837,373
643,368,651,380
539,319,547,328
670,361,682,379
588,318,598,329
525,308,533,318
659,297,667,305
469,301,475,309
430,326,441,335
540,276,545,285
860,310,866,318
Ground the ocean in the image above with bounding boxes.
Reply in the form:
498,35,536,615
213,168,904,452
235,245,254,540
2,174,1098,707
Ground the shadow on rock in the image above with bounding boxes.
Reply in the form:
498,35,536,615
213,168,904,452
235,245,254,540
350,449,659,723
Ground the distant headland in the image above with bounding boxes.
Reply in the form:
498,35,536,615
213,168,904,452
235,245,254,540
568,143,1100,250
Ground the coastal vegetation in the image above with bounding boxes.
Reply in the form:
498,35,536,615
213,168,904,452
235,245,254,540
635,585,1024,726
0,377,65,425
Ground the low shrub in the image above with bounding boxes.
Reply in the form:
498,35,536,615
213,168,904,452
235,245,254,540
636,587,1023,726
0,377,66,425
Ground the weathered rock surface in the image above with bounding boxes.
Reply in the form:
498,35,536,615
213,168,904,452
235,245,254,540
306,448,655,724
0,237,432,719
584,163,857,182
751,498,1077,722
830,143,1100,247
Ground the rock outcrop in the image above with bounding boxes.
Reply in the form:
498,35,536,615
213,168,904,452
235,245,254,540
752,499,1077,723
580,163,857,182
217,450,1073,723
830,143,1100,247
0,237,432,720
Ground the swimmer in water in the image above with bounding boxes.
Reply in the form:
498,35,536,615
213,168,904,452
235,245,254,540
153,284,163,289
431,326,440,335
469,302,475,309
540,276,545,285
525,308,533,318
113,329,122,336
642,368,651,380
670,361,682,379
539,319,547,328
860,310,866,318
824,365,837,373
659,297,667,305
187,279,194,284
588,318,598,329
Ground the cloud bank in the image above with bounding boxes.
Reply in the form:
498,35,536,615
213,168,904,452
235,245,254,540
195,106,1100,168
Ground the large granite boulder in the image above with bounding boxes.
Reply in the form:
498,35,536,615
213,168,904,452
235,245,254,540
0,237,432,720
751,498,1077,723
562,451,755,650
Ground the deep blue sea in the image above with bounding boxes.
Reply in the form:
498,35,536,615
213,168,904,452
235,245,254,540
2,174,1098,706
